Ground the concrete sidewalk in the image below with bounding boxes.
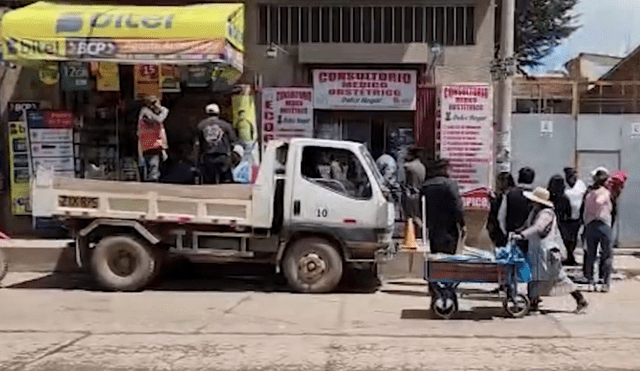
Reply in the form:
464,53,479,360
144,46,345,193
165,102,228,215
1,272,639,370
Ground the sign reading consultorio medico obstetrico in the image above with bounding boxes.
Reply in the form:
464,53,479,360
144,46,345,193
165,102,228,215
440,84,493,211
313,70,417,111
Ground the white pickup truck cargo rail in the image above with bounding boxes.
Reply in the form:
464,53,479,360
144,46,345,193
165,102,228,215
39,178,254,226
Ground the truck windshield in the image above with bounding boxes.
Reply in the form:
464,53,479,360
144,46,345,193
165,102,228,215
359,145,387,190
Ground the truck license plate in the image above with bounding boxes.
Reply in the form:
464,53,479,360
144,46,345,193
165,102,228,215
58,196,99,209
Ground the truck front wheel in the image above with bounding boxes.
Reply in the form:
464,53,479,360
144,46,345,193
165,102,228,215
283,237,343,293
91,236,157,292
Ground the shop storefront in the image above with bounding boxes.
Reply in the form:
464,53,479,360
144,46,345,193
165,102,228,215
0,1,246,236
312,69,418,159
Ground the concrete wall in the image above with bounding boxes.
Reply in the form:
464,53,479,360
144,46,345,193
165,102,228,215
578,114,640,247
435,0,494,85
512,113,640,248
511,114,577,188
243,0,494,87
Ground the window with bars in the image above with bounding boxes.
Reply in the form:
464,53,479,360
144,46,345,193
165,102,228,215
258,5,475,46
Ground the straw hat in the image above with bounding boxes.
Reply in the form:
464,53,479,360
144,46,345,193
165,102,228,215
523,187,554,208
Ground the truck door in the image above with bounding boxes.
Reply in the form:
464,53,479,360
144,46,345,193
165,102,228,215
288,144,382,242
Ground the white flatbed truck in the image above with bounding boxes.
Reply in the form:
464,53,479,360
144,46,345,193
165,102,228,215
32,139,395,293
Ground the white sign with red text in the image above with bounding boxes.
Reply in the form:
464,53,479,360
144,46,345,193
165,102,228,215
313,70,417,111
261,88,314,149
440,84,493,209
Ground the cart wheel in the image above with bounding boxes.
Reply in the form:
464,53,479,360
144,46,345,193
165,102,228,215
430,290,458,319
503,293,530,318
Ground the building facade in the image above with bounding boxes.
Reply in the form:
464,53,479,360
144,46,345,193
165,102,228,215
243,0,495,159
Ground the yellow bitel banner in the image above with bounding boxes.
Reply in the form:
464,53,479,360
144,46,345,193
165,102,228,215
1,2,244,60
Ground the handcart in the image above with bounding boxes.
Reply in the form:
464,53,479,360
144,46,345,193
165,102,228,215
425,256,530,319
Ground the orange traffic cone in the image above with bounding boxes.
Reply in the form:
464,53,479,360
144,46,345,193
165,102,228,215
404,218,418,250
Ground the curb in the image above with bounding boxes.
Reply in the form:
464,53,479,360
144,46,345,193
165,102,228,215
1,239,639,277
0,240,78,273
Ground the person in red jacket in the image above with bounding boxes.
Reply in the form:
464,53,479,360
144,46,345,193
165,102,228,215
137,96,169,182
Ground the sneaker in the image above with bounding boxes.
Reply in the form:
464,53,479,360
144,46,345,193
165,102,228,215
575,300,589,314
600,284,610,293
587,282,597,292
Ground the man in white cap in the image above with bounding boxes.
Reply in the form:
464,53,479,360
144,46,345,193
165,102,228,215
195,103,237,184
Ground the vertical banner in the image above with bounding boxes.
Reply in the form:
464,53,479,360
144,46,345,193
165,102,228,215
38,61,59,85
160,65,181,93
7,102,39,215
134,64,160,100
96,62,120,91
440,84,493,210
60,61,90,91
261,87,314,150
185,65,211,88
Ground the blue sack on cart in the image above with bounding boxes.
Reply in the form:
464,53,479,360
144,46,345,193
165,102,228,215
495,244,531,283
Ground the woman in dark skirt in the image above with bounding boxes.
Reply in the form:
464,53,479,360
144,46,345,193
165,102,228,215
548,175,575,265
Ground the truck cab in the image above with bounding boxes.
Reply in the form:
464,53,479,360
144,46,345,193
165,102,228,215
32,139,394,293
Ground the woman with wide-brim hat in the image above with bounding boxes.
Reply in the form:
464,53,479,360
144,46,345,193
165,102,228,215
515,187,588,313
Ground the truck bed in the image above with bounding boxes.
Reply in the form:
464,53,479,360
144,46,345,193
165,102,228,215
33,177,255,226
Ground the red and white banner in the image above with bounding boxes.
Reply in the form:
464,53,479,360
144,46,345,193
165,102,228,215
313,69,416,111
440,84,493,209
461,187,492,211
261,88,314,148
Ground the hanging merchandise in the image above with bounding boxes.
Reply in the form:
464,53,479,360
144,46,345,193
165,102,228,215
60,61,90,91
160,65,181,93
134,64,160,100
38,61,59,85
185,65,211,88
96,62,120,91
232,85,257,143
232,85,259,181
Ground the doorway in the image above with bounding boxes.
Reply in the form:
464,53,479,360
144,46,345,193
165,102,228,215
314,111,414,158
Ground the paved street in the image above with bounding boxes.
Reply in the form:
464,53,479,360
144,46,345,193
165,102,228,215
1,267,640,371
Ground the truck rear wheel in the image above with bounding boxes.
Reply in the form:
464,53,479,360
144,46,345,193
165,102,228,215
91,236,156,292
283,237,343,293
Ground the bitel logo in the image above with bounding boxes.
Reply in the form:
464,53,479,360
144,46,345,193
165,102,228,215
56,14,83,33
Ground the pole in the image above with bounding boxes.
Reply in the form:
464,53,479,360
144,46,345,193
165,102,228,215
496,0,515,174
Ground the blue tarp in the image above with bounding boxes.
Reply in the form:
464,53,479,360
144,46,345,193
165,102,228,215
496,244,532,283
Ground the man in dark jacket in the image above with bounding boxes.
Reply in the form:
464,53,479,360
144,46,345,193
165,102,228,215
195,103,237,184
403,147,427,230
497,167,535,253
422,159,465,254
